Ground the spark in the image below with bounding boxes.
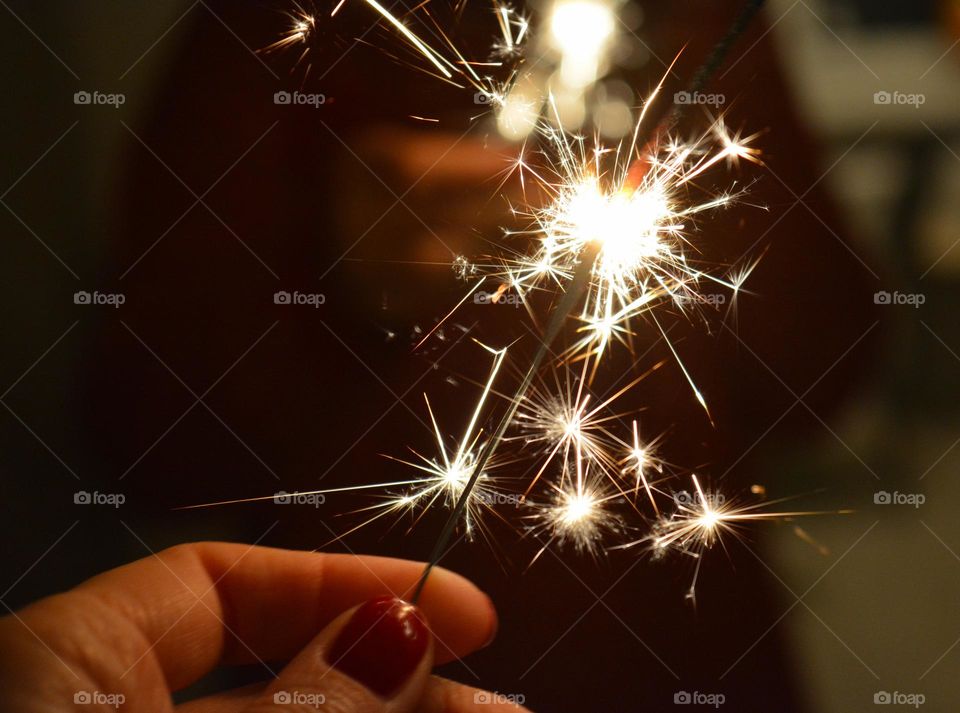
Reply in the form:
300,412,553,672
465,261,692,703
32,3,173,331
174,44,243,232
361,0,453,78
626,474,834,601
378,341,509,537
259,2,320,76
261,3,316,55
179,340,512,544
651,475,824,552
319,6,765,565
527,474,624,560
263,0,524,103
492,3,530,59
242,0,819,602
474,89,762,419
510,359,664,496
620,419,665,513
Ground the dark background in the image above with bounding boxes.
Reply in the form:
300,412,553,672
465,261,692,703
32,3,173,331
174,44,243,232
2,0,959,710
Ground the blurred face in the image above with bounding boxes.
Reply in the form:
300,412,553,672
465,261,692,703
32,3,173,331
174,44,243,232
327,124,526,318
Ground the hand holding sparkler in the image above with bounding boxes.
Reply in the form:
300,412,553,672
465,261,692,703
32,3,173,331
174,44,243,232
201,0,838,609
0,543,527,712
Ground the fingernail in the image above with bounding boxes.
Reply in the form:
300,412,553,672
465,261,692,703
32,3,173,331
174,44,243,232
328,596,429,697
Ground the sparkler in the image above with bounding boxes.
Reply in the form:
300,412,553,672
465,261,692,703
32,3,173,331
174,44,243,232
184,0,840,603
405,0,773,601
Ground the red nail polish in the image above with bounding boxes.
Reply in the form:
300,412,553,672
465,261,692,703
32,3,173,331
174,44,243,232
328,596,429,697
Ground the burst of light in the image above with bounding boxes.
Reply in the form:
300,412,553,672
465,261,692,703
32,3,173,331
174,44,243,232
511,360,663,497
619,419,664,513
492,3,531,60
618,474,832,601
181,341,512,544
377,342,508,537
484,91,761,414
496,78,543,140
651,474,744,554
651,475,798,553
265,0,524,103
262,4,316,54
241,1,819,600
528,477,623,559
259,2,320,76
361,0,453,78
548,0,616,88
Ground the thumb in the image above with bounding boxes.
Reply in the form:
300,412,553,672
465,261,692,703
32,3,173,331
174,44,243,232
244,596,433,713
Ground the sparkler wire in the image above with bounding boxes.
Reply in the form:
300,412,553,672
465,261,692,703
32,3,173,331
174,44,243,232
685,0,765,100
410,0,769,603
412,246,599,602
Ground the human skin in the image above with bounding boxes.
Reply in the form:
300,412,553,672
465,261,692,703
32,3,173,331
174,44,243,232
0,543,530,712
